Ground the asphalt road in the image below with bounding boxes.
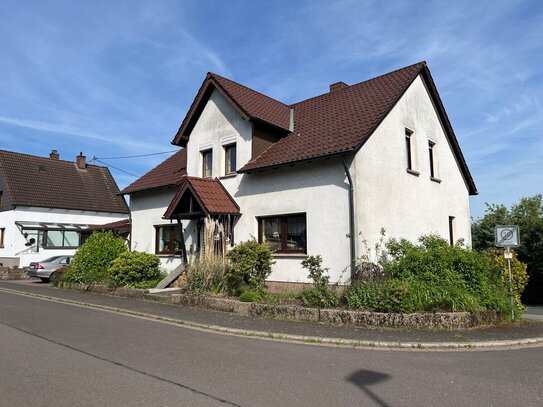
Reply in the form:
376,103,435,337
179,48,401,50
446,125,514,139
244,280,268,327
1,290,542,406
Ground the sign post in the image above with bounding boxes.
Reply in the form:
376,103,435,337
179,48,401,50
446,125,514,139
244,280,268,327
495,226,520,321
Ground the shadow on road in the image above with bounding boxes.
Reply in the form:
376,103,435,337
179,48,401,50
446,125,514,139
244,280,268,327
346,369,391,407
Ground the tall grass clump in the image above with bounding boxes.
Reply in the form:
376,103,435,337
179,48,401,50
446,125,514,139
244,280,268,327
185,255,228,294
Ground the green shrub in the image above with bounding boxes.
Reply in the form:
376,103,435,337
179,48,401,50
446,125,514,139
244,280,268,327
299,256,341,308
345,234,521,318
108,251,162,288
185,255,227,294
225,240,274,295
239,290,261,302
63,232,127,284
346,279,414,313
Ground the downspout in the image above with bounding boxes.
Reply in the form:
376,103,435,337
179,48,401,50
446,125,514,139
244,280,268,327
342,156,356,279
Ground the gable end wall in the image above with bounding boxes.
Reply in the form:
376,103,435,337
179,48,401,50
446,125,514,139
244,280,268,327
353,75,472,252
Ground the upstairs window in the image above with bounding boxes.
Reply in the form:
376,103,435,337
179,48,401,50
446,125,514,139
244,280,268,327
224,144,237,175
258,214,307,253
202,149,213,178
429,141,436,179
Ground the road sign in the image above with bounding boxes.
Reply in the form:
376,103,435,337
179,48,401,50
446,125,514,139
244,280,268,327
504,251,513,259
495,225,520,248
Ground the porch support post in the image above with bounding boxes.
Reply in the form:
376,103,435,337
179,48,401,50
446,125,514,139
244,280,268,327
176,217,188,264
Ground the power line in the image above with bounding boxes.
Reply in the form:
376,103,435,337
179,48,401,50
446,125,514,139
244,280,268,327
95,159,140,178
95,149,179,160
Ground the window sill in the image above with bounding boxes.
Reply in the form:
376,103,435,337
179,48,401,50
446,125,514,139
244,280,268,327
430,177,442,183
219,173,237,179
273,253,308,258
406,168,420,176
156,254,183,258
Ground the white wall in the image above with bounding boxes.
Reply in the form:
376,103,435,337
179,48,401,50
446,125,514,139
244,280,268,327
186,89,253,177
353,74,472,255
129,187,195,272
0,206,127,267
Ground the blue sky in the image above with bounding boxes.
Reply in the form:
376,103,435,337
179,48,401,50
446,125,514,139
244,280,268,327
0,0,541,218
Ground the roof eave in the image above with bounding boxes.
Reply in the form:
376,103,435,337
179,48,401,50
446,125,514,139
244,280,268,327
238,149,356,174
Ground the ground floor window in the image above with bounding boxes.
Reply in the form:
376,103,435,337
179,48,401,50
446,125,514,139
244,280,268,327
0,228,4,248
258,214,307,253
43,230,80,248
155,224,183,255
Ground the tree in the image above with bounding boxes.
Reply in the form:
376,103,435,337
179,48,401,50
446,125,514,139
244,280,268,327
472,195,543,304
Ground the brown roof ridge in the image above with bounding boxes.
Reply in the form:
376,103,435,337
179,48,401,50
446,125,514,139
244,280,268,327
289,61,427,107
0,148,101,168
208,72,290,111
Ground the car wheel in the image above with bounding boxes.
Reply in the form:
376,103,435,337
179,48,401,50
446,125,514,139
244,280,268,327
40,277,50,283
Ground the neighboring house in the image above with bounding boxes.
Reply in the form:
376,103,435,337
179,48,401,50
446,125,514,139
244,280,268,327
0,149,129,267
121,61,477,285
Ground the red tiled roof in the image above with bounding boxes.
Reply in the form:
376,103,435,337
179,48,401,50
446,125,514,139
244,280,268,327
240,62,426,171
172,73,290,145
0,149,129,213
163,176,240,219
120,149,186,194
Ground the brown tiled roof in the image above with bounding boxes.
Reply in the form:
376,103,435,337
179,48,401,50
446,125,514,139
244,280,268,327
210,73,291,129
239,62,426,171
172,73,290,145
164,176,240,219
170,62,476,195
0,149,129,213
85,219,131,231
120,149,187,194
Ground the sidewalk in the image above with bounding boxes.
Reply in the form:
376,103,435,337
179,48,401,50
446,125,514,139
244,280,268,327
2,279,543,349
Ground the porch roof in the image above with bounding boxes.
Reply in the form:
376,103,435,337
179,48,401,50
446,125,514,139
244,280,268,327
163,176,240,219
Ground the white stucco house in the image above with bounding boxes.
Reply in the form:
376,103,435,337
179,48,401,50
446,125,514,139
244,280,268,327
0,149,129,267
121,61,477,286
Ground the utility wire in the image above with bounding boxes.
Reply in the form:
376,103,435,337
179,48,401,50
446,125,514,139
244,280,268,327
95,158,140,178
95,149,179,160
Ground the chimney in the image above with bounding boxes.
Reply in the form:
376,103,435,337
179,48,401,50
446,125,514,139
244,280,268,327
49,149,59,160
289,108,295,132
76,152,86,169
329,81,348,92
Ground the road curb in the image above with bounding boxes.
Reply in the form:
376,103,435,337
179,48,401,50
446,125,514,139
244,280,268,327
2,286,542,351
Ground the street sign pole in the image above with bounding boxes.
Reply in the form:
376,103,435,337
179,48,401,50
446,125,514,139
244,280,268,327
495,226,520,322
506,247,514,321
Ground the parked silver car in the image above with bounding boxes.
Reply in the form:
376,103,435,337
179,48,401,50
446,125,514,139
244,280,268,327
27,255,73,283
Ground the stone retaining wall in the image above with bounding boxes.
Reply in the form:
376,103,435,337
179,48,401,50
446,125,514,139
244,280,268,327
0,267,29,280
58,282,503,330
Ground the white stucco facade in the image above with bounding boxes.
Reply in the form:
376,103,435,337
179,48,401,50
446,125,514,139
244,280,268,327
129,187,195,272
129,74,473,284
0,206,127,267
352,75,472,254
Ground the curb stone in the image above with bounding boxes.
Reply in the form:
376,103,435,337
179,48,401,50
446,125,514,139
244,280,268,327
1,285,542,351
